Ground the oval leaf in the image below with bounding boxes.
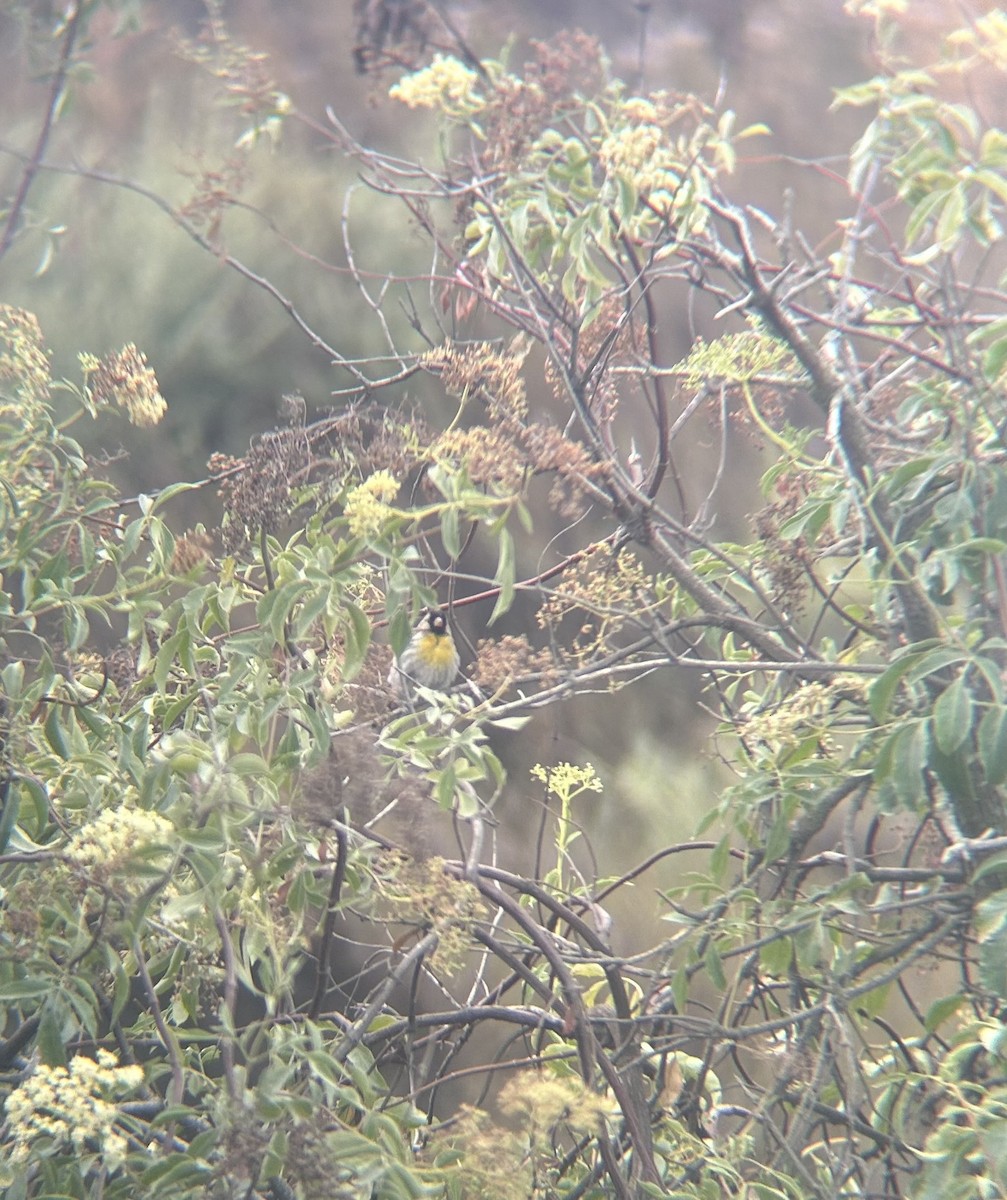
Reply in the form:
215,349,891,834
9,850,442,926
933,676,972,755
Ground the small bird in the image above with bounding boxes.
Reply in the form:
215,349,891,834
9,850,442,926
389,606,460,699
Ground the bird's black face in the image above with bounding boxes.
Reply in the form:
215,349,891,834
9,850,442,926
424,608,448,635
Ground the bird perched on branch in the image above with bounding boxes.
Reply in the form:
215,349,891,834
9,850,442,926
389,606,460,699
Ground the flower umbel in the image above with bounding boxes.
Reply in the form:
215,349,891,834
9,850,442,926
531,761,603,802
5,1050,144,1167
389,53,485,115
64,807,174,878
343,470,400,539
499,1068,609,1135
532,762,603,885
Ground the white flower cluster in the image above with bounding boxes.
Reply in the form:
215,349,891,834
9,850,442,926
389,54,485,115
5,1050,143,1166
64,807,174,872
599,123,677,196
743,682,834,756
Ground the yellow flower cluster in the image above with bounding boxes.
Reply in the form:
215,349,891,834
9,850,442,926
621,97,660,123
531,761,603,801
64,807,174,873
79,344,167,427
5,1050,143,1166
599,123,676,195
343,470,399,539
678,330,800,387
389,54,485,115
946,9,1007,69
433,1069,609,1200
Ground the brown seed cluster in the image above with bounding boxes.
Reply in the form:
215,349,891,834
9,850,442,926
209,429,304,554
752,473,811,616
477,31,607,175
209,407,425,556
423,340,529,426
424,341,608,518
83,344,167,428
538,543,648,662
522,421,609,518
434,425,525,494
170,529,213,575
470,633,559,694
373,850,485,972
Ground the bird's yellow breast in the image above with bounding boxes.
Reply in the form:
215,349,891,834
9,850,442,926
416,632,457,669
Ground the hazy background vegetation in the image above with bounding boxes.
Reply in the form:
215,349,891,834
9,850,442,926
0,0,974,891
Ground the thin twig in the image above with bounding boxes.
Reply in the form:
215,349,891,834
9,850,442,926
0,2,84,263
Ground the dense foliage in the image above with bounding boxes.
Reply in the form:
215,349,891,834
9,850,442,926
4,3,1007,1198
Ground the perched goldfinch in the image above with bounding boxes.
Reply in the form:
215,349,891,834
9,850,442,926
389,606,460,698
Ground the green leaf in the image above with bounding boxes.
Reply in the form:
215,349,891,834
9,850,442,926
148,479,201,510
141,1154,213,1189
441,506,462,560
977,892,1007,995
257,580,309,643
671,964,689,1012
876,721,928,807
924,992,967,1032
434,762,457,810
935,182,967,249
869,644,937,722
855,979,891,1018
488,714,532,731
933,676,973,755
154,629,185,693
760,934,793,977
342,601,372,681
984,332,1007,382
43,704,70,759
778,501,832,542
64,602,90,651
306,1048,344,1086
709,835,730,882
979,706,1007,785
928,743,977,813
37,1000,68,1067
905,645,966,686
489,527,515,624
0,782,19,854
228,753,269,776
388,606,413,658
763,811,792,862
0,977,52,1000
109,951,131,1025
705,942,727,991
